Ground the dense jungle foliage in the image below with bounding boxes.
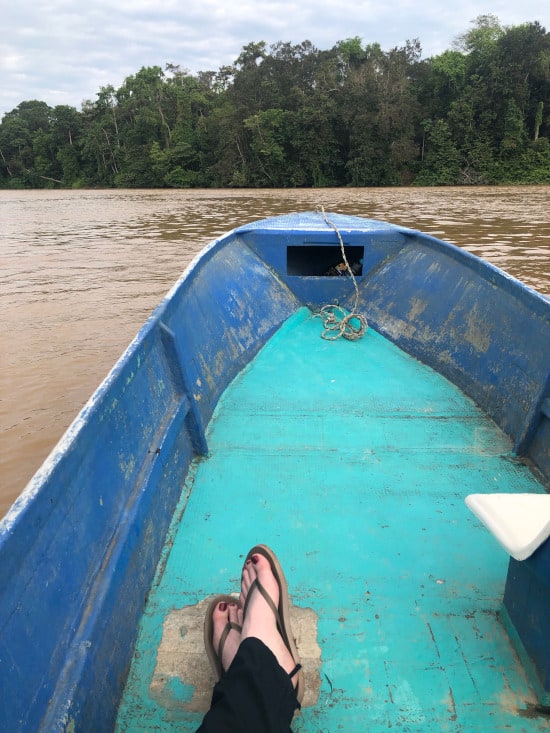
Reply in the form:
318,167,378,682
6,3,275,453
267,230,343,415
1,16,549,188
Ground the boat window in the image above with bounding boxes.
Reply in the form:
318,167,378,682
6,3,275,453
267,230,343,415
287,245,364,276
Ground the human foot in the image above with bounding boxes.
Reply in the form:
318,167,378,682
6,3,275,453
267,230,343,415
240,546,304,701
205,595,242,679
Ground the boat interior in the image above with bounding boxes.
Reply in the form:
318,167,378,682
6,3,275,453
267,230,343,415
116,308,549,732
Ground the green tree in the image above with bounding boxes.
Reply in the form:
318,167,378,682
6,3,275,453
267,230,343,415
243,108,288,185
0,101,53,186
418,51,466,121
51,106,84,186
0,115,33,185
80,86,122,185
414,119,461,185
0,20,548,188
454,14,504,54
501,98,528,154
342,40,421,185
494,22,550,143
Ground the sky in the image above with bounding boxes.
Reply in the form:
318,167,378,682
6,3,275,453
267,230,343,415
1,0,548,119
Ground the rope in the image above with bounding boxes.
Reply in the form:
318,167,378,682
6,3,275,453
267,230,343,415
316,304,368,341
314,207,368,341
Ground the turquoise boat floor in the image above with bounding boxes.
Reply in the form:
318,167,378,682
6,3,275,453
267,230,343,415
116,308,549,732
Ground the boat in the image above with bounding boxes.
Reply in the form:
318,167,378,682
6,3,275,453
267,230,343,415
1,210,549,732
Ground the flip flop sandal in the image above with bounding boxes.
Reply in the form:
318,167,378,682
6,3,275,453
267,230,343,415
204,594,242,681
243,544,305,704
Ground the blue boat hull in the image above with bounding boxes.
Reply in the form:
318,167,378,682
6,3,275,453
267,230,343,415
1,212,548,731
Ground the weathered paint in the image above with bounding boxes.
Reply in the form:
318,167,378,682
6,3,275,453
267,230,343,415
146,597,321,714
117,309,548,731
0,212,548,732
237,213,550,476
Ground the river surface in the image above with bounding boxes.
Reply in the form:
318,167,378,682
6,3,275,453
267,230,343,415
1,186,549,517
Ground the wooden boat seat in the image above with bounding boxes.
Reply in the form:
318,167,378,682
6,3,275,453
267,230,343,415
466,493,550,560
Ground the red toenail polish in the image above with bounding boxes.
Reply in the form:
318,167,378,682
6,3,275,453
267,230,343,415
251,554,259,564
219,602,227,611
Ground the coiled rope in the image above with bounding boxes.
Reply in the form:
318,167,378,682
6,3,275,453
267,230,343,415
315,207,368,341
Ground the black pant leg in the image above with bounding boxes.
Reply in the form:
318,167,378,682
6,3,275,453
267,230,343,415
196,637,299,733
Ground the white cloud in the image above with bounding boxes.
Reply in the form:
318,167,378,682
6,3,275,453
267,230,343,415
1,0,548,117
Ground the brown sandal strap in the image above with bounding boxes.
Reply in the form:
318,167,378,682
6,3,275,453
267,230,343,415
217,621,242,669
242,577,291,648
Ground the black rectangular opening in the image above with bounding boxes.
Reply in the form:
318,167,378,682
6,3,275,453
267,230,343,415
287,245,364,276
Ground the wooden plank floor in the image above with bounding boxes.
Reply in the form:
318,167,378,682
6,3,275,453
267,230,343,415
116,308,549,732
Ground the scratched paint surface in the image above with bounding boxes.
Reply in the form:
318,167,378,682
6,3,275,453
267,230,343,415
116,308,548,732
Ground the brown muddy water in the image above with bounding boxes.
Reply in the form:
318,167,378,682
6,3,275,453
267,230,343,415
1,186,549,517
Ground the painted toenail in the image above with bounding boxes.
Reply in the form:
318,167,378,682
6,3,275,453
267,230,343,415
219,602,227,611
251,554,259,564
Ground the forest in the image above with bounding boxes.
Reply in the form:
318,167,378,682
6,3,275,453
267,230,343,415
1,15,549,189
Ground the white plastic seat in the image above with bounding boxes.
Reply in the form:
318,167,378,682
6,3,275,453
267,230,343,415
465,493,550,561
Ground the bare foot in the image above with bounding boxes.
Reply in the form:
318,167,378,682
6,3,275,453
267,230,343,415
211,601,243,673
240,553,299,688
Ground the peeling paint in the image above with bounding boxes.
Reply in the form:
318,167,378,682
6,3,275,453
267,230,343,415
391,678,426,724
119,455,136,481
150,596,322,715
408,297,428,321
464,305,491,353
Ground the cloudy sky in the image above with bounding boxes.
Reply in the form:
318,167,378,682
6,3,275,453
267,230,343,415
1,0,548,119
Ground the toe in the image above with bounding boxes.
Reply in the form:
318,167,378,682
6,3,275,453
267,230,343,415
251,553,280,606
211,598,242,674
240,552,281,628
240,561,254,605
212,600,228,622
212,601,229,641
228,602,242,628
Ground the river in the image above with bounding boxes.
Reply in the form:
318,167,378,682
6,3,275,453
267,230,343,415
1,186,549,517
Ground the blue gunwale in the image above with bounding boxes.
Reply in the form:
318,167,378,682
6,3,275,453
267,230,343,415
116,308,549,732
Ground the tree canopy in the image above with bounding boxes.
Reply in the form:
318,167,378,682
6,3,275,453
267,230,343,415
1,16,549,188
